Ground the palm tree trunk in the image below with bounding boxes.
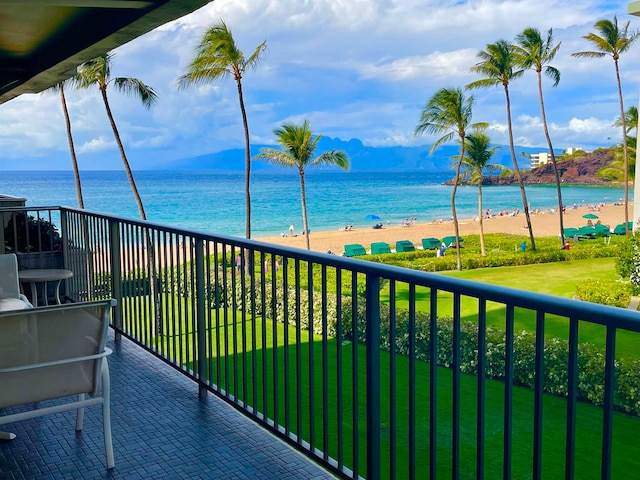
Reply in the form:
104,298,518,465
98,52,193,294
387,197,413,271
100,88,161,335
537,71,565,245
478,181,486,257
61,84,95,300
614,59,630,234
236,79,252,240
452,143,464,270
504,85,536,250
299,169,311,250
60,85,84,209
100,88,147,220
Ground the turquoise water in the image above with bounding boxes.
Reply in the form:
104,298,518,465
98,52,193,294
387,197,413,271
1,170,627,237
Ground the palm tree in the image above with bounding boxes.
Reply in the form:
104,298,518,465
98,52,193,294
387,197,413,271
76,52,160,331
46,80,84,209
514,27,565,245
458,132,507,256
177,21,267,240
76,52,157,220
254,120,350,250
614,105,639,135
467,40,536,250
573,16,640,234
414,87,487,270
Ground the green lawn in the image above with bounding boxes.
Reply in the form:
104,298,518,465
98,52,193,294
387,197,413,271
190,316,640,479
380,258,640,359
126,257,640,478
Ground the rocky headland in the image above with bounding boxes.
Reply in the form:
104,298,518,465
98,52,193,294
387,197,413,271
448,148,618,186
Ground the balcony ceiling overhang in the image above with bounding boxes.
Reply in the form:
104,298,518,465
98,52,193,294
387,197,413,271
0,0,209,105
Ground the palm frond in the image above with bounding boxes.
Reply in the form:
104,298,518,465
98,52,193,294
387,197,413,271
113,78,158,108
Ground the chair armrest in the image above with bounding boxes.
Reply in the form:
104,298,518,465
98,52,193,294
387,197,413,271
0,348,112,374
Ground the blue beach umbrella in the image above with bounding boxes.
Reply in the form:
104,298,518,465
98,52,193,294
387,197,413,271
364,214,381,220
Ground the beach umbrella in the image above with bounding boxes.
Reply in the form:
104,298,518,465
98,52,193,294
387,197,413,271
582,213,599,219
364,214,381,220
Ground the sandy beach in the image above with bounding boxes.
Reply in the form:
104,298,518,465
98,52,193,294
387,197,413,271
257,204,627,254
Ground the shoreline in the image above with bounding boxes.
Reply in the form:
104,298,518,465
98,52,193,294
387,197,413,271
256,204,627,254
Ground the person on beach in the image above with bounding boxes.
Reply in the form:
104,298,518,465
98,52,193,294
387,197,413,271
289,224,295,236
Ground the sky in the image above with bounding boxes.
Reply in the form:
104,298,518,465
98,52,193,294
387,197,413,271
2,0,640,170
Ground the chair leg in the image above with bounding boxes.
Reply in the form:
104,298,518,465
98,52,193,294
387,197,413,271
102,361,115,469
76,394,85,431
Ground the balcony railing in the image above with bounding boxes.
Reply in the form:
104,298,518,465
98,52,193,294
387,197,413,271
3,205,640,479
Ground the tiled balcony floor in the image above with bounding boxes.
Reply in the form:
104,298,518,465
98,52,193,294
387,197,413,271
0,330,335,480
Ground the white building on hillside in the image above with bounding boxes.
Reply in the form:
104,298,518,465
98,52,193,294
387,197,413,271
528,147,585,169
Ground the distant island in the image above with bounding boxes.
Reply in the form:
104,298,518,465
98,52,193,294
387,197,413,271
167,136,547,172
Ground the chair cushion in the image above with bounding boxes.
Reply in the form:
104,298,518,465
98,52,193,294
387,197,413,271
0,297,30,312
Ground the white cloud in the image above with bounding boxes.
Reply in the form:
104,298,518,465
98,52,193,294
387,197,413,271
77,136,114,154
0,0,638,169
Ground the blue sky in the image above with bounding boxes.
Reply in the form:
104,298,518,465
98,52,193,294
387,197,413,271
1,0,640,170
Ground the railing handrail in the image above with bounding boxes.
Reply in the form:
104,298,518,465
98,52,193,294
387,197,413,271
6,204,640,331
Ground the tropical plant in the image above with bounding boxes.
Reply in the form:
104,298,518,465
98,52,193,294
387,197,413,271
600,136,636,181
514,27,565,245
76,52,160,330
254,120,350,250
414,87,487,270
614,105,639,135
76,52,157,220
573,16,640,234
45,80,84,209
467,39,536,250
177,20,267,240
458,132,506,256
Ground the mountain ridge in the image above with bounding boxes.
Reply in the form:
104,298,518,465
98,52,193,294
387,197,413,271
166,136,551,172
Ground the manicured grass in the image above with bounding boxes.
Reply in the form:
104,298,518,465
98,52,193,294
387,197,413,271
381,258,640,360
190,316,640,479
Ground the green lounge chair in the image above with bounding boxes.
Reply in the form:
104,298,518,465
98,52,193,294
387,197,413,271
563,227,580,239
370,242,391,254
344,243,367,257
421,237,441,250
442,236,464,248
594,224,610,236
613,222,633,235
577,225,596,239
395,240,415,253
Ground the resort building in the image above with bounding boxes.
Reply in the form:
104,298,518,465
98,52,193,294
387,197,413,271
529,147,584,168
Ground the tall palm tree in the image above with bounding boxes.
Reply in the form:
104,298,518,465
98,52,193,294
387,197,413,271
458,132,507,256
414,87,487,270
76,52,160,332
177,21,267,240
573,16,640,234
514,27,565,245
75,52,157,220
467,40,536,250
254,120,350,250
46,80,84,209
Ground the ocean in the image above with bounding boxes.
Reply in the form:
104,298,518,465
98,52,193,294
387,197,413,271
1,170,628,238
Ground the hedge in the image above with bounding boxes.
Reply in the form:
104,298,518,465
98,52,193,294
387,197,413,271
256,287,640,416
575,279,633,308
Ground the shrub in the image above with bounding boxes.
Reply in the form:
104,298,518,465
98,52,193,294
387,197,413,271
336,299,640,416
575,279,632,308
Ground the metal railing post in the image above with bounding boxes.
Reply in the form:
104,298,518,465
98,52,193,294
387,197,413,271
109,219,122,341
365,273,381,480
195,238,207,398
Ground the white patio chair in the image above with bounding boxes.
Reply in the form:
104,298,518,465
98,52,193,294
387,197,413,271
0,299,116,469
0,253,33,311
